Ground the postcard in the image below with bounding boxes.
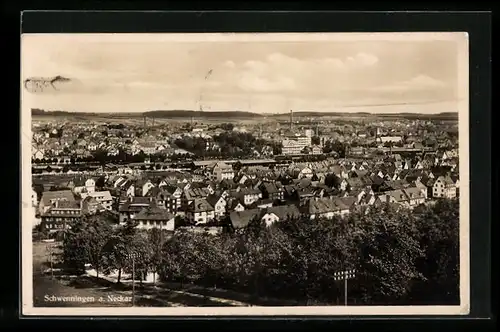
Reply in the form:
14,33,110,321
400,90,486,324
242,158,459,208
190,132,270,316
21,32,469,316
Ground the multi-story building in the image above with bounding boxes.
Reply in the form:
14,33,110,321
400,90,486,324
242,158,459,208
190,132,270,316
41,199,82,232
433,175,457,199
211,161,235,182
282,134,311,155
80,191,113,211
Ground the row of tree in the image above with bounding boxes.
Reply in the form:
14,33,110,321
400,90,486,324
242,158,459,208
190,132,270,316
58,199,459,305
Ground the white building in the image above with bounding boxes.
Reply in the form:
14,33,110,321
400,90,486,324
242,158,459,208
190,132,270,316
80,191,113,211
212,161,235,182
282,134,311,155
432,175,457,199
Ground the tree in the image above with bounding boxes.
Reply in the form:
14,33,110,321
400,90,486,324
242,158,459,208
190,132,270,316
351,205,425,304
311,136,321,146
95,176,106,188
325,173,342,189
81,215,114,278
410,199,460,304
101,220,141,284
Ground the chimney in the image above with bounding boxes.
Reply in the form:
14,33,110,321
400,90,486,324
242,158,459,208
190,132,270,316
290,110,293,131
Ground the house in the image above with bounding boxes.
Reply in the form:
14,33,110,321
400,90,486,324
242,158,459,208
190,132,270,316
260,205,301,226
298,166,314,179
212,161,235,182
253,198,274,209
378,189,410,207
228,199,246,212
307,197,350,219
187,198,215,224
118,196,154,223
239,187,262,206
259,182,285,201
206,194,227,218
38,190,76,215
141,180,155,197
87,142,98,151
402,187,427,207
414,180,429,199
433,175,457,199
33,149,45,160
81,196,100,215
80,191,113,211
132,207,175,231
70,177,96,194
40,199,82,232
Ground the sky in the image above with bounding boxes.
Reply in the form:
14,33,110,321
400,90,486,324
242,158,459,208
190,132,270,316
21,33,468,114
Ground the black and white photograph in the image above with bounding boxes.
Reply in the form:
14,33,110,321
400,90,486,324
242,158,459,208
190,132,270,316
21,32,469,316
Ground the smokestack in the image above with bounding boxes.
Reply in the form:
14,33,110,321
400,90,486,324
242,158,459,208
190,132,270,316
290,110,293,131
143,116,146,128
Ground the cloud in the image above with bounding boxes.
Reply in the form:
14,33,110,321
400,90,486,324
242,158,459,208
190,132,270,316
224,60,236,68
222,52,379,93
372,74,447,92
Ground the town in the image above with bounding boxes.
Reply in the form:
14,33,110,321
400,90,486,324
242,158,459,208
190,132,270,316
30,109,460,307
31,110,459,234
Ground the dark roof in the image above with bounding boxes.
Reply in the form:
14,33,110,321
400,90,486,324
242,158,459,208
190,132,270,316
229,209,261,229
308,197,350,214
206,194,224,207
261,181,284,194
134,208,174,221
263,205,301,220
40,190,75,206
191,198,214,213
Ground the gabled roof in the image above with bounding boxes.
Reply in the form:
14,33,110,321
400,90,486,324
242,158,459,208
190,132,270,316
191,198,214,213
403,187,426,199
40,190,75,206
263,204,301,220
308,197,350,214
134,208,174,221
229,209,261,229
386,189,409,202
206,194,224,207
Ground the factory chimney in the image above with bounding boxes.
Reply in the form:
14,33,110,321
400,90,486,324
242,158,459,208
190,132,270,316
289,109,293,131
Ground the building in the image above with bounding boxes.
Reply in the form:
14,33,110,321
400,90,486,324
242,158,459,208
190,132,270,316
38,190,76,215
118,197,154,223
402,187,427,207
41,199,81,232
282,134,311,155
377,136,403,144
433,175,457,199
133,207,175,231
307,197,350,219
212,161,235,182
187,198,215,224
206,194,227,218
260,204,301,226
259,182,284,201
239,187,262,206
80,191,113,211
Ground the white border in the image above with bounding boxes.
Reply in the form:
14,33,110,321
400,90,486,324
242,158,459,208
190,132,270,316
21,32,470,316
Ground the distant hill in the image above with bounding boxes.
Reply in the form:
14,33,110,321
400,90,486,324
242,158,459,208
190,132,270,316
270,111,458,120
143,110,263,119
31,109,458,121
